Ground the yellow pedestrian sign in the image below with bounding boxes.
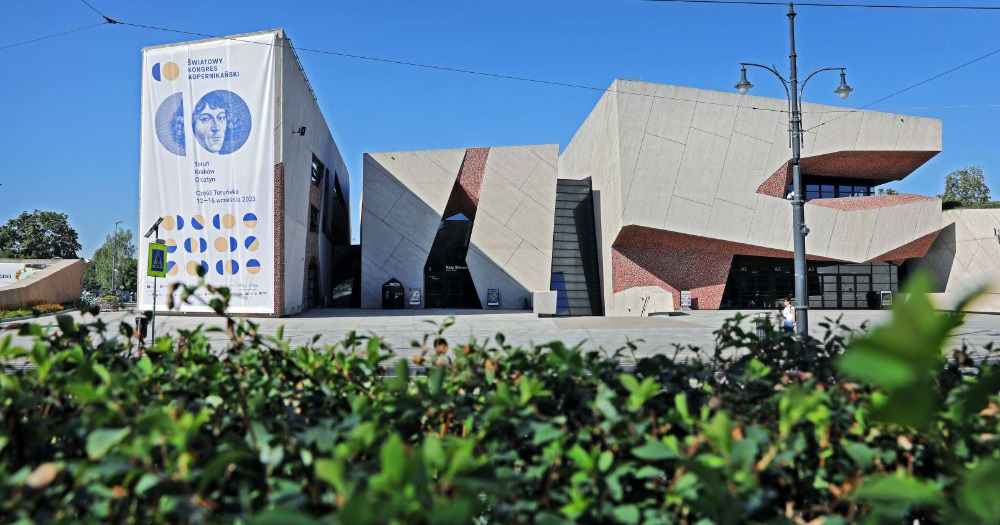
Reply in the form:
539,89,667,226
148,243,167,278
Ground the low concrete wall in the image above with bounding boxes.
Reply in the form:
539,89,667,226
0,259,83,309
912,210,1000,313
610,286,674,317
533,290,557,315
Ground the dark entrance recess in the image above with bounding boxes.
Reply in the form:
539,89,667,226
423,148,487,310
329,245,361,308
306,262,318,308
424,214,481,309
548,178,603,316
720,255,901,310
381,278,405,309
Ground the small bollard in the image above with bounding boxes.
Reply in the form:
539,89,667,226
135,316,149,342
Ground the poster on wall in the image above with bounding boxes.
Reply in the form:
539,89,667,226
487,289,500,308
0,263,46,289
137,32,276,313
408,288,421,308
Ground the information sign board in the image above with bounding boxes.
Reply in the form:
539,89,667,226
487,289,500,308
680,290,692,309
880,290,893,308
148,243,167,278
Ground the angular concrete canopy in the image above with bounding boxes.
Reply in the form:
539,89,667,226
559,79,944,310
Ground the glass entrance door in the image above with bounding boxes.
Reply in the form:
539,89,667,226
424,217,482,309
722,256,900,310
839,275,856,309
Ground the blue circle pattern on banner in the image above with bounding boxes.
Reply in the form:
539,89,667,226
184,238,207,253
216,260,240,275
167,210,265,280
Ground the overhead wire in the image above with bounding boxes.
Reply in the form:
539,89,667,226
639,0,1000,10
0,22,110,51
803,44,1000,132
118,21,792,114
14,5,787,114
36,0,1000,125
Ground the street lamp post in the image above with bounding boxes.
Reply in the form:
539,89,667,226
112,221,122,298
734,2,852,340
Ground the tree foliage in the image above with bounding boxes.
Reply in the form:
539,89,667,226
942,165,991,206
86,229,137,293
1,274,998,523
0,210,81,259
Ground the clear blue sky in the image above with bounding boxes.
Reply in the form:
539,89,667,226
3,0,999,258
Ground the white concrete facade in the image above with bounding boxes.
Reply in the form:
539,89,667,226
274,30,351,315
915,209,1000,312
361,145,558,309
560,80,944,312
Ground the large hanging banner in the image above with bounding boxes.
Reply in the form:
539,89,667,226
138,32,276,314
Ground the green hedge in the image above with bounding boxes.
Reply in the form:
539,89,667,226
944,200,1000,210
1,275,999,523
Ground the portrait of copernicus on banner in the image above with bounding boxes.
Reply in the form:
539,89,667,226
191,90,252,155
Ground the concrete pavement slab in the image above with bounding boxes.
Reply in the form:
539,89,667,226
2,308,997,362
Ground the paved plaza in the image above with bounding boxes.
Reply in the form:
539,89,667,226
3,307,998,360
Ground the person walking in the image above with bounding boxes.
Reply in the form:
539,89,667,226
780,297,796,331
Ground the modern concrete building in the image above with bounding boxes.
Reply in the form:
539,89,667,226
360,79,999,315
138,30,352,316
270,31,353,314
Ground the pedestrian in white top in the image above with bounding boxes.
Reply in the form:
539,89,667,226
781,297,795,330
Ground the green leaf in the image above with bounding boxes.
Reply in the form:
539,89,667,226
612,504,641,524
837,350,916,389
620,374,640,393
854,475,945,506
633,439,678,461
843,442,875,470
567,445,594,471
954,459,1000,521
598,450,613,473
955,366,1000,419
315,458,349,495
422,434,445,469
56,315,76,336
86,428,129,460
675,393,692,424
634,465,663,479
134,473,159,495
704,412,733,455
532,423,564,445
379,434,406,483
249,508,320,525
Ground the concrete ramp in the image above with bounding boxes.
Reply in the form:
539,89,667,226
0,259,83,309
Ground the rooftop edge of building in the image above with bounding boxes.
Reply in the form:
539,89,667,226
607,78,943,127
141,28,284,52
